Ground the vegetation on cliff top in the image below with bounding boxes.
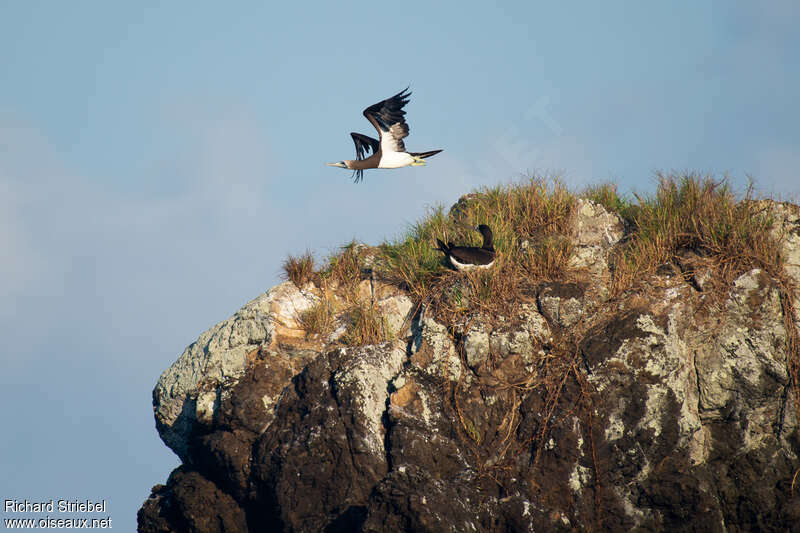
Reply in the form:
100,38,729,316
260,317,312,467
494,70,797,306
375,172,786,318
379,177,577,312
283,172,791,340
588,174,784,293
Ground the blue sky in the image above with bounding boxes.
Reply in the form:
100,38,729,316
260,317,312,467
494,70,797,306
1,1,798,529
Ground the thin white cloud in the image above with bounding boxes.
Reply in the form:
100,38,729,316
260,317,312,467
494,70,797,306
0,121,65,322
0,108,285,366
0,180,41,313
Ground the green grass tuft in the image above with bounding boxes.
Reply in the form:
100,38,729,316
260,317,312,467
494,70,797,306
583,183,635,218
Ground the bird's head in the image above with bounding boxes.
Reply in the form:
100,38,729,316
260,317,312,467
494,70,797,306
476,224,493,236
476,224,494,248
327,161,349,169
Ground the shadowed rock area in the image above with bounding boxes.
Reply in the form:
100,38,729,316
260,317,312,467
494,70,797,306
139,197,800,532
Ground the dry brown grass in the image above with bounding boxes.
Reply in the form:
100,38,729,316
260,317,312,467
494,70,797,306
378,176,577,318
281,251,316,288
609,173,783,294
298,295,336,339
322,241,367,291
433,259,525,318
522,236,575,280
340,299,388,346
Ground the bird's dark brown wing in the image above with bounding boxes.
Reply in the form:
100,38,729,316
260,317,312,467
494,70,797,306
363,88,411,153
350,132,380,161
449,247,495,265
348,132,380,183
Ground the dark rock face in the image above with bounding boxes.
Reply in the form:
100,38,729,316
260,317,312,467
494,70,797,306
139,201,800,532
248,344,404,531
137,468,248,533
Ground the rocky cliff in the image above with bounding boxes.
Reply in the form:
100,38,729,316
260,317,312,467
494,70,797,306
138,184,800,532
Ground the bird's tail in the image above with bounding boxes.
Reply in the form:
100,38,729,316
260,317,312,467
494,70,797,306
409,149,443,159
436,239,450,255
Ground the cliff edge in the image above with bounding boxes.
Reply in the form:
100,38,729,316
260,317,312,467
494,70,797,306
138,177,800,532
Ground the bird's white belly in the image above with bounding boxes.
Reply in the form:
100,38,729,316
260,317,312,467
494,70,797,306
378,151,414,169
449,256,495,271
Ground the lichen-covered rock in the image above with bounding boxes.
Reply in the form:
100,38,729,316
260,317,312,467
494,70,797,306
140,199,800,532
575,270,799,530
569,198,625,281
153,281,317,460
537,282,585,328
246,342,407,531
697,270,789,424
769,202,800,285
463,320,490,368
376,292,414,337
409,313,461,382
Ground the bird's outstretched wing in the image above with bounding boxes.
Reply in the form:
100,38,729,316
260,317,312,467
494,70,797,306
348,132,380,183
350,132,380,160
363,87,411,154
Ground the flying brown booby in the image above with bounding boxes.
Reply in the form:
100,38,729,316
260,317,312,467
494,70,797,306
437,225,496,270
327,88,442,183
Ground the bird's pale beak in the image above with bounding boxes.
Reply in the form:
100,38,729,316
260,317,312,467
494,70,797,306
327,162,347,168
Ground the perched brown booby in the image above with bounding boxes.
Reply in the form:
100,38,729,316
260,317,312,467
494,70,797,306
327,88,442,183
437,225,496,270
